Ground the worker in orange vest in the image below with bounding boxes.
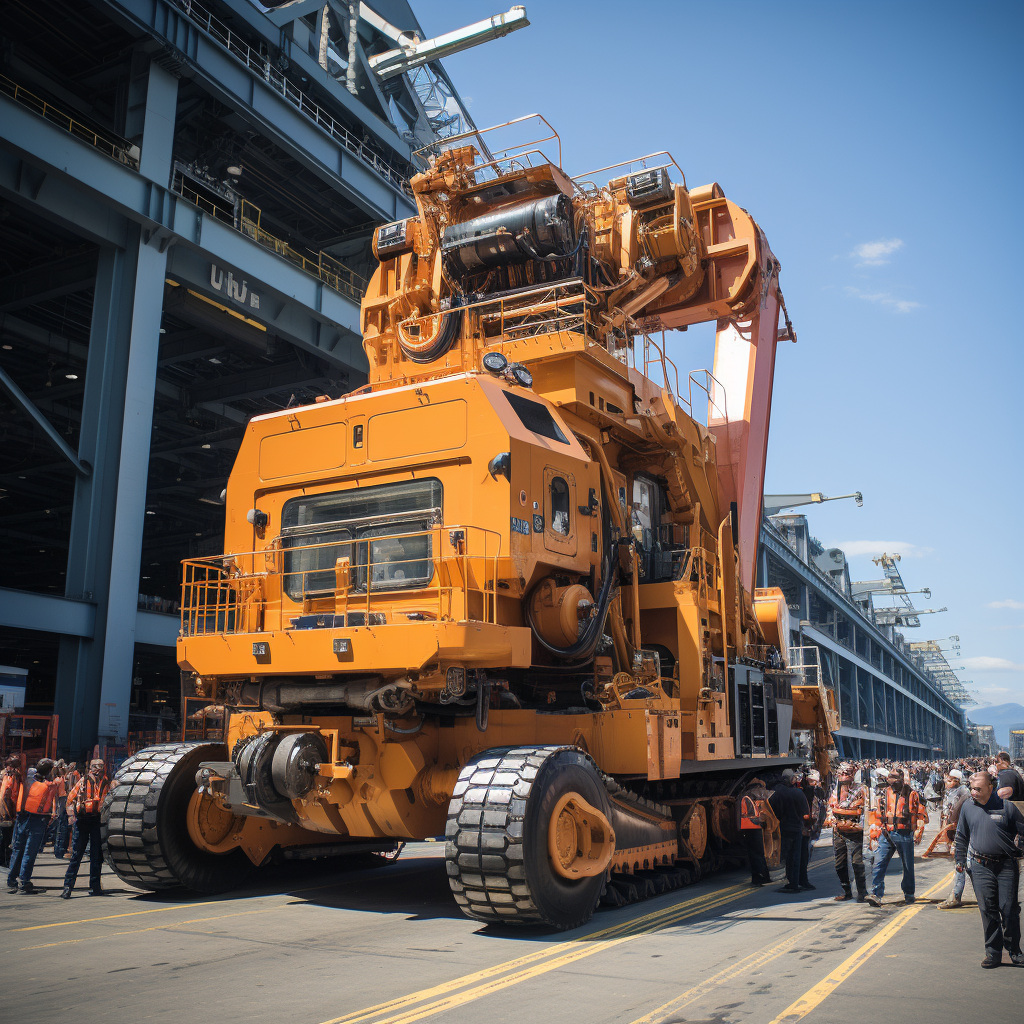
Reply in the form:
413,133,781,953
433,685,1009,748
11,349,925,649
737,777,772,886
61,758,112,898
0,755,23,869
5,758,59,894
866,766,929,906
823,762,868,902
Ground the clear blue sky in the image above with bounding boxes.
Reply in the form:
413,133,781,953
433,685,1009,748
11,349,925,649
416,0,1024,711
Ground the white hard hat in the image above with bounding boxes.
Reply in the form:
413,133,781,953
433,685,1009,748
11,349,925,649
948,769,963,781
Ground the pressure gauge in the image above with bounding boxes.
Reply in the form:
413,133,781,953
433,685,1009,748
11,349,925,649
482,351,508,374
509,364,533,388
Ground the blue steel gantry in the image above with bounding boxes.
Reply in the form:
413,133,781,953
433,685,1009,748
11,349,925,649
762,515,968,758
0,0,492,754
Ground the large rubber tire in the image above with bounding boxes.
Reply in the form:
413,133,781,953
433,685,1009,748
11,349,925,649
102,742,254,894
445,745,611,930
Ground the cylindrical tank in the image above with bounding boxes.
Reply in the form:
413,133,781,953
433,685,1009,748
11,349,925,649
529,579,594,647
442,194,575,272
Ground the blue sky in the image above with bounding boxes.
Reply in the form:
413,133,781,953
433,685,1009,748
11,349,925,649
415,0,1024,710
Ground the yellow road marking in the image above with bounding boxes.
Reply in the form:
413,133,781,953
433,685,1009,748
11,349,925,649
6,873,377,934
318,884,744,1024
319,884,750,1024
367,889,751,1024
628,916,827,1024
764,871,954,1024
18,906,282,950
8,900,225,932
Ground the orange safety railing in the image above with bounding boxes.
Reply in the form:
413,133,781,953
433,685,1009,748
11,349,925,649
180,523,503,637
0,73,139,169
394,279,605,359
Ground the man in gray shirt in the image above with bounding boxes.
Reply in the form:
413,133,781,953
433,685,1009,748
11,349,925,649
954,771,1024,968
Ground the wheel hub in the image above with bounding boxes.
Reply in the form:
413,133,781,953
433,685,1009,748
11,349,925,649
186,789,244,854
547,791,615,879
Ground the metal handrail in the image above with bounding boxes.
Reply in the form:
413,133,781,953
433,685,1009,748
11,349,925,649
169,0,412,193
0,73,139,169
180,523,503,636
414,113,562,168
572,151,686,189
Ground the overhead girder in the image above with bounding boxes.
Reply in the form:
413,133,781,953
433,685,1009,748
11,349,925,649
0,250,98,312
0,104,368,374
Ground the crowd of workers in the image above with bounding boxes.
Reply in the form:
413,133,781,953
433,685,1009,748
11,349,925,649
2,747,1021,968
0,755,111,898
740,751,1024,968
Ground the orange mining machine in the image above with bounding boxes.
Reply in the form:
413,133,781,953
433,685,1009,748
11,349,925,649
103,117,837,928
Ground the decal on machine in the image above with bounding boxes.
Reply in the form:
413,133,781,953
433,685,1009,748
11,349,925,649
533,514,544,532
511,516,531,536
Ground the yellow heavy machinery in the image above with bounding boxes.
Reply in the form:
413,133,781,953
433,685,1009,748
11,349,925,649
102,117,837,927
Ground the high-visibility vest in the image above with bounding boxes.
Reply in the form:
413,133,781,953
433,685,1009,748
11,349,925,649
17,779,58,815
739,794,762,829
827,783,866,833
875,785,921,832
69,775,110,814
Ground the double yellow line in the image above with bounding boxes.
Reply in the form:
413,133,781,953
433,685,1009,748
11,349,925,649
319,882,751,1024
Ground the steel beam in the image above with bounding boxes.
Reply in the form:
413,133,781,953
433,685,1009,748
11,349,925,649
104,0,415,222
0,587,96,639
135,610,179,647
762,521,962,721
0,91,368,374
96,232,173,741
54,237,138,755
0,363,92,476
0,251,97,312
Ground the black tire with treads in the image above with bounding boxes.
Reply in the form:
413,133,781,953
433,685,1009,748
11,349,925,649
101,742,253,893
445,745,611,930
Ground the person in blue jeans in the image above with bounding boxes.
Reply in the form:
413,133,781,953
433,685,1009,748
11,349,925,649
6,758,59,895
866,766,928,907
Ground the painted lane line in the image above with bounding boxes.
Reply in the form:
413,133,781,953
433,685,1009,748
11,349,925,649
764,871,954,1024
316,883,747,1024
628,916,829,1024
7,899,227,932
17,906,283,951
320,887,752,1024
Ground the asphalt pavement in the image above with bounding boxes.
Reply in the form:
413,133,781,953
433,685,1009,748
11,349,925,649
2,822,1019,1024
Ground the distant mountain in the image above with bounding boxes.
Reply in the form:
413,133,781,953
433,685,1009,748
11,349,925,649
967,703,1024,747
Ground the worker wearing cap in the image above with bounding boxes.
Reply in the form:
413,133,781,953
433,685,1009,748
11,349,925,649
61,758,112,898
866,765,929,906
824,763,868,902
5,758,59,894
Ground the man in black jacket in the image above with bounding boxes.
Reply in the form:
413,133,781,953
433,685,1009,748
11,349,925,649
768,769,810,894
955,771,1024,968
